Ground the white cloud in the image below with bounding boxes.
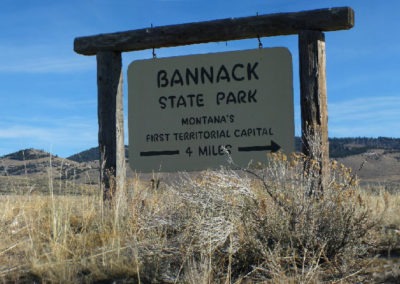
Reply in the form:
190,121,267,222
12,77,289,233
293,96,400,138
0,56,94,74
0,117,98,157
0,44,95,74
0,126,48,139
329,96,400,121
328,96,400,137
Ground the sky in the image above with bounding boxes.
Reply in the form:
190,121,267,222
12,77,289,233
0,0,399,158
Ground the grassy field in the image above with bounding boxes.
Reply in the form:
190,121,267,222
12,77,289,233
0,153,399,283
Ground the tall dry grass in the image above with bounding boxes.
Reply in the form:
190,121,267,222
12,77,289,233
0,153,399,283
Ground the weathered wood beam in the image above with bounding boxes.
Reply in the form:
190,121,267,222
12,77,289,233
75,7,354,55
96,51,125,200
299,30,329,194
115,66,126,198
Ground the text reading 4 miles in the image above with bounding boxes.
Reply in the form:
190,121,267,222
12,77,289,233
185,145,232,157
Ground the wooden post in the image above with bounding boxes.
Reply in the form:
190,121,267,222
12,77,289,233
299,30,329,194
116,65,126,198
96,51,125,200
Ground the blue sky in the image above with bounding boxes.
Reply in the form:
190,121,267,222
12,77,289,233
0,0,399,157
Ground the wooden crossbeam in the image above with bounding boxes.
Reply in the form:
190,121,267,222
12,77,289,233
299,31,329,193
74,7,354,55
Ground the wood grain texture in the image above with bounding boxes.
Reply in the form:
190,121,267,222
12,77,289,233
96,51,124,199
299,30,329,193
75,7,354,55
115,67,126,197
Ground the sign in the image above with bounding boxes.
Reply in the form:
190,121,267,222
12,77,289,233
128,48,294,172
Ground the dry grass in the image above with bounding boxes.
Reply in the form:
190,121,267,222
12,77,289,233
0,153,399,283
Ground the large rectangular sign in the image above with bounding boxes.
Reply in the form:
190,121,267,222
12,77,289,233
128,48,294,172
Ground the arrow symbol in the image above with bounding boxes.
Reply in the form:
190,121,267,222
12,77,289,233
140,150,180,157
238,140,281,152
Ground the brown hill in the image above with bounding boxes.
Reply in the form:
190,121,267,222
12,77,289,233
338,149,400,188
0,149,99,193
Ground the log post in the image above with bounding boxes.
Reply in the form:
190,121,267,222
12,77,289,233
96,51,126,200
115,64,126,198
299,30,329,194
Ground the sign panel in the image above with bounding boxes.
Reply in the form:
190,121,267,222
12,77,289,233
128,48,294,172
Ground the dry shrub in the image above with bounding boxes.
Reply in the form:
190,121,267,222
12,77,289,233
231,152,376,283
143,152,377,283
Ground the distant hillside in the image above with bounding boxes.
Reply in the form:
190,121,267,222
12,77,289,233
0,148,99,190
3,148,53,161
67,146,99,162
67,146,129,163
295,137,400,158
